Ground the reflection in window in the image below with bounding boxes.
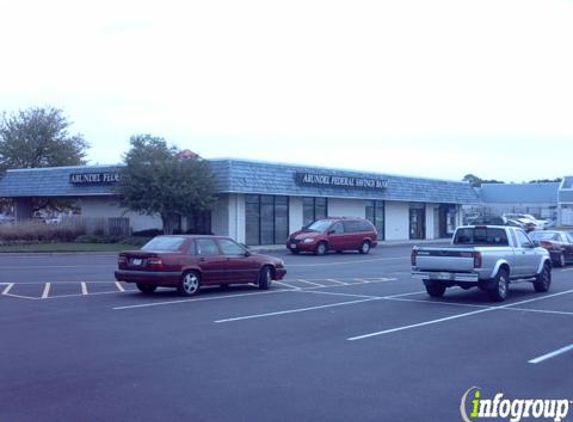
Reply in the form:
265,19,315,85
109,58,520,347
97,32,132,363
245,195,289,245
303,197,328,226
365,200,385,240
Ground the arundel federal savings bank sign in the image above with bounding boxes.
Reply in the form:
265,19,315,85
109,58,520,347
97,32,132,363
295,172,388,191
69,172,120,185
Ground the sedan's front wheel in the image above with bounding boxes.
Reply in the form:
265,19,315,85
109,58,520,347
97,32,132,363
178,271,201,296
258,266,273,290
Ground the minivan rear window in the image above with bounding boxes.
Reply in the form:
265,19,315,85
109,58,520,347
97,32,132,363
142,236,186,251
454,228,508,245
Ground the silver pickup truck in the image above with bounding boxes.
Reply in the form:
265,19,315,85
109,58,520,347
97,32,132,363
411,225,552,301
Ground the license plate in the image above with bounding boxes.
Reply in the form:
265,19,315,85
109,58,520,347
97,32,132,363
437,272,451,280
132,258,142,266
289,244,297,249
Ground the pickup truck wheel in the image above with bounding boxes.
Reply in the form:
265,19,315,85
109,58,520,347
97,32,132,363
136,283,157,294
533,263,551,293
424,281,446,298
487,269,509,302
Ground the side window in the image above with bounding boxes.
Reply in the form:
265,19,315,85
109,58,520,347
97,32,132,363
330,222,344,234
360,220,374,232
218,238,246,255
342,221,360,233
186,240,197,255
567,233,573,244
515,230,533,248
196,238,220,256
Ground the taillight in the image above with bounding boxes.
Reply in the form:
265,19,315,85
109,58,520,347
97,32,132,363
118,255,127,266
411,248,418,266
147,257,164,270
540,241,553,248
473,252,482,268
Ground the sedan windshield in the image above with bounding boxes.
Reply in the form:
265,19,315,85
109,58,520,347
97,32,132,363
142,236,186,251
305,220,333,232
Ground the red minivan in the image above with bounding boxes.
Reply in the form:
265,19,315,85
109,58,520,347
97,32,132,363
286,217,378,255
115,235,287,296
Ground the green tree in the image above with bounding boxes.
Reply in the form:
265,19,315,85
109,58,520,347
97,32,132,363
0,106,89,169
462,174,504,187
116,135,217,234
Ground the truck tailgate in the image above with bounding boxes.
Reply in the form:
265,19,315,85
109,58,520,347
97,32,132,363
414,248,477,272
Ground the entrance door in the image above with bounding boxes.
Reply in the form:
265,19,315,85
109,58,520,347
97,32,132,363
409,204,426,240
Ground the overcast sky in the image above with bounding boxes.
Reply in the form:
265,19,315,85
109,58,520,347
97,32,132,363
1,0,572,183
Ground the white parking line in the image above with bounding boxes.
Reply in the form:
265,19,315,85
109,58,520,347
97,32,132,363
215,298,381,323
273,281,301,290
296,279,326,287
348,289,573,341
529,344,573,364
300,290,381,300
113,289,293,310
326,279,349,285
41,283,51,299
115,282,125,292
2,283,15,295
81,282,88,295
560,267,573,272
353,278,371,284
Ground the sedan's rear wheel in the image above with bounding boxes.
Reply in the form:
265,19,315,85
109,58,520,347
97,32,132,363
258,266,273,290
178,271,201,296
136,283,157,294
558,253,566,268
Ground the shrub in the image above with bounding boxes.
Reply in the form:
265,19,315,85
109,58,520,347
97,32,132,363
132,228,163,237
119,236,152,247
0,221,85,245
74,234,121,244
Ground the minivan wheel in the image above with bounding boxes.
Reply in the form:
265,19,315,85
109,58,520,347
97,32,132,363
487,269,509,302
315,242,328,256
359,241,371,255
258,266,273,290
136,283,157,294
533,263,551,293
178,271,201,296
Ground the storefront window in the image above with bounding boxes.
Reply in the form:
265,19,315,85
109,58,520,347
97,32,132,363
365,200,385,240
409,203,426,240
303,197,328,226
245,194,289,245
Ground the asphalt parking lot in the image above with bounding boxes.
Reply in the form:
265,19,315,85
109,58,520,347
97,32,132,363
1,245,572,422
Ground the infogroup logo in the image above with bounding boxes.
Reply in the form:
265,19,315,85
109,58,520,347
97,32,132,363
460,387,572,422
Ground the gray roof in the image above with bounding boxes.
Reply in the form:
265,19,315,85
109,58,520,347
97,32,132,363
559,177,573,203
478,182,560,204
209,159,480,204
0,160,480,204
0,165,121,197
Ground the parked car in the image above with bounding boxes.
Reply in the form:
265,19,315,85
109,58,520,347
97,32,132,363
469,215,535,232
115,235,287,296
286,217,378,255
503,213,548,230
529,230,573,267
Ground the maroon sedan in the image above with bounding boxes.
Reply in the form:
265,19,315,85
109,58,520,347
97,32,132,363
529,230,573,267
115,235,286,296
